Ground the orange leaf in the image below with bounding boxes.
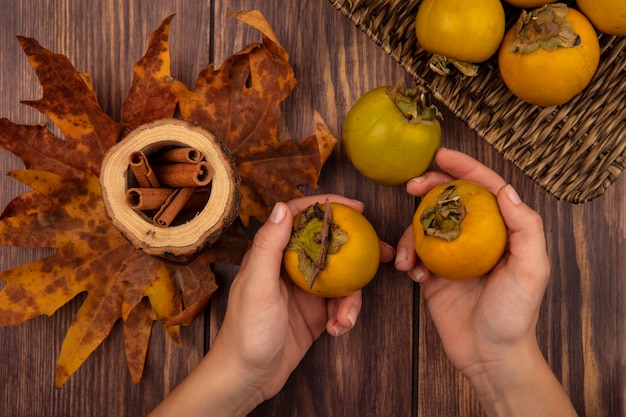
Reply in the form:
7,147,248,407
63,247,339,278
173,11,337,225
54,253,129,387
0,119,88,178
17,37,120,176
0,11,333,387
123,298,157,383
121,14,178,128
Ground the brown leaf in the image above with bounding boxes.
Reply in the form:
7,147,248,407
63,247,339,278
0,11,334,387
173,11,336,225
120,14,178,128
17,37,121,177
0,170,126,259
0,119,87,178
123,298,156,383
0,171,131,384
118,250,182,344
165,230,251,327
0,190,53,219
0,21,210,386
54,247,130,388
237,112,337,225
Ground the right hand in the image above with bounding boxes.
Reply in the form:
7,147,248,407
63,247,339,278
394,148,550,378
395,149,577,416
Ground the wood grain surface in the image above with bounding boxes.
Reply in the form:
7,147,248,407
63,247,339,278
0,1,624,416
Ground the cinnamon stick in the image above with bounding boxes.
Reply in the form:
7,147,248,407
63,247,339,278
183,188,211,211
153,161,213,187
129,151,161,188
126,187,210,211
153,187,197,227
156,147,204,164
126,188,175,210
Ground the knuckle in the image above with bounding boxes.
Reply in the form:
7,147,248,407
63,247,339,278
252,228,275,252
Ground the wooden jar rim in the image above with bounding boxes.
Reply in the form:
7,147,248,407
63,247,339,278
100,119,240,256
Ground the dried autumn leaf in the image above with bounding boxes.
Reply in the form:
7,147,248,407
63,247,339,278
121,14,179,128
173,10,336,226
0,10,335,387
0,17,234,387
0,170,134,386
16,37,120,177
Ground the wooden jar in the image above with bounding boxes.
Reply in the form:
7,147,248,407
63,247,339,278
100,119,240,257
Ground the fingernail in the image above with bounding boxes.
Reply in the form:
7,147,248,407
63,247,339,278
346,307,359,328
333,324,348,337
506,184,522,206
410,176,426,184
268,202,287,223
382,241,396,254
395,247,408,266
412,265,426,282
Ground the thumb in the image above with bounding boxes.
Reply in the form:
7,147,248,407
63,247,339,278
242,202,293,280
497,185,550,284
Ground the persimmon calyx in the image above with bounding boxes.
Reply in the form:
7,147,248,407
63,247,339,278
386,78,442,123
286,200,348,289
420,184,466,241
508,4,580,54
428,54,479,77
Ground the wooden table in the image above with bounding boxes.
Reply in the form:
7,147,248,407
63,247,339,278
0,1,624,416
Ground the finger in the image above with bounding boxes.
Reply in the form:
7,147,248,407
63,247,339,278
287,194,365,215
394,225,417,271
496,185,550,288
326,291,362,336
240,202,292,290
394,225,430,282
434,148,507,194
406,171,455,197
379,240,396,263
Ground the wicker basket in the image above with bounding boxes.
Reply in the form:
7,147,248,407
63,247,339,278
328,0,626,203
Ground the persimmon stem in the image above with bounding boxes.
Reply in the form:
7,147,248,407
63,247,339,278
310,199,332,289
286,200,349,290
386,78,441,123
428,54,479,77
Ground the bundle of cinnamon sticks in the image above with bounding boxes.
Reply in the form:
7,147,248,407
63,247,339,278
126,147,212,227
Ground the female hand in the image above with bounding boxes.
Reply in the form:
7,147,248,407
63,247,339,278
395,148,576,416
395,148,549,372
150,194,394,417
219,194,393,401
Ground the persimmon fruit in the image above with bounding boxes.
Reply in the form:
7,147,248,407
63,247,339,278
415,0,506,75
412,180,507,281
577,0,626,36
503,0,557,8
283,201,380,298
342,80,441,186
498,5,600,106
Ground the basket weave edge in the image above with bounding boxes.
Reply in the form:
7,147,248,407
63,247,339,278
327,0,626,204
